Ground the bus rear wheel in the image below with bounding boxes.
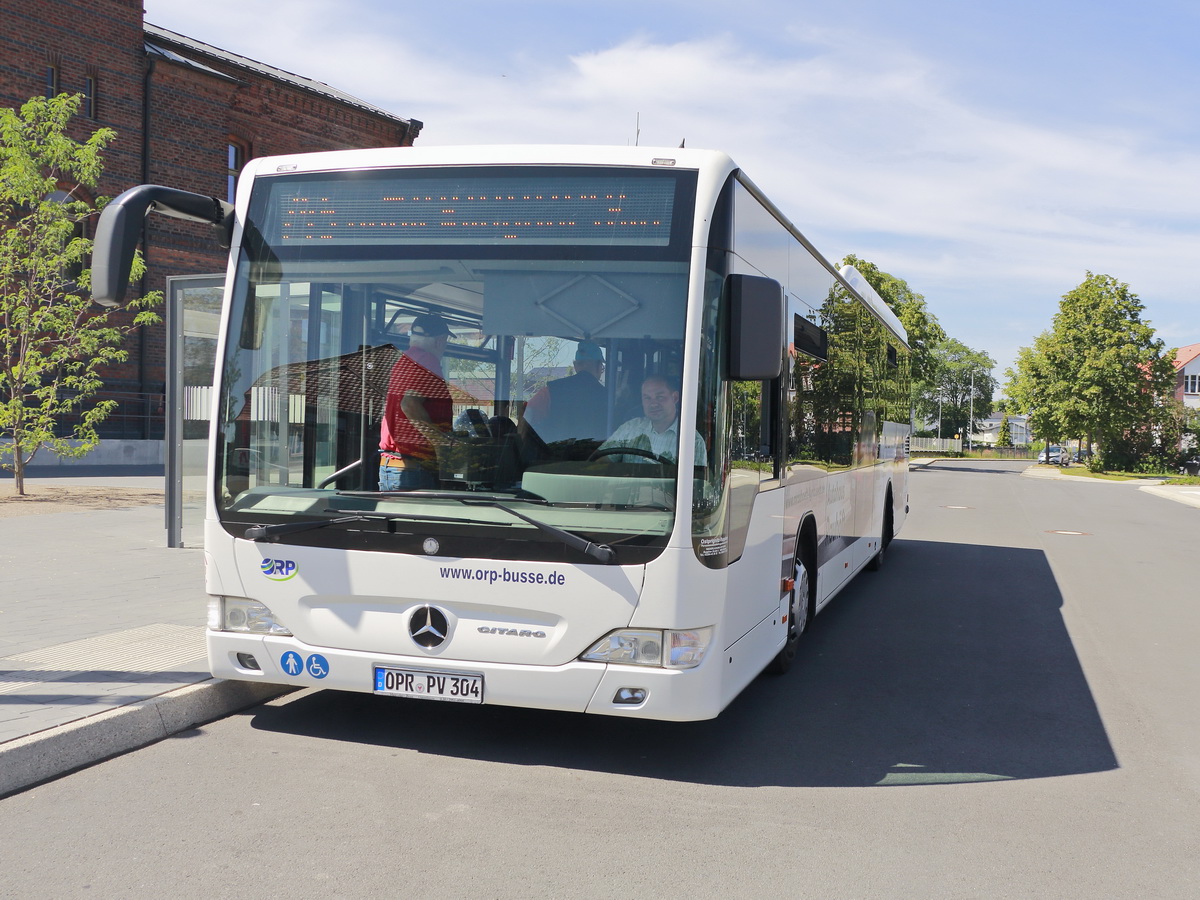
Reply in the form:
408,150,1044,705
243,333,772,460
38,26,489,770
766,553,811,675
867,493,894,571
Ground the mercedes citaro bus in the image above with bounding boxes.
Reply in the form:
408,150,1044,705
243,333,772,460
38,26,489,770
93,145,910,720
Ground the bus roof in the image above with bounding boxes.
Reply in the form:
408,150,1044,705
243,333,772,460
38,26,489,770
839,265,910,347
240,144,736,181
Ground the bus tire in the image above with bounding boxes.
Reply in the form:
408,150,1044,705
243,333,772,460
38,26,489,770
766,547,813,675
867,490,894,571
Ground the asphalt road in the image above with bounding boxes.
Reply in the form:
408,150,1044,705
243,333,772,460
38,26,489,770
4,460,1198,899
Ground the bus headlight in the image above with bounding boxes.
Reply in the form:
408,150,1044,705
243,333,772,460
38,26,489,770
581,627,713,669
209,597,293,636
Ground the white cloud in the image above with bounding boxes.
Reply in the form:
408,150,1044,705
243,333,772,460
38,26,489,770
142,0,1200,374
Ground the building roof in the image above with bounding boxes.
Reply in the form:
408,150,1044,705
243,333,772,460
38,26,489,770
144,38,238,82
977,413,1028,425
144,23,417,127
1174,343,1200,370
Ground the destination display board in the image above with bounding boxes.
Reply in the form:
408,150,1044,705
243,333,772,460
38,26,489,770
252,168,687,248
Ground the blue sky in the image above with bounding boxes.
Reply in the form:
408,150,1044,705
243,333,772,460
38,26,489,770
144,0,1200,385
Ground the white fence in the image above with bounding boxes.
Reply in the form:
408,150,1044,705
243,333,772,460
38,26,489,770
910,437,962,453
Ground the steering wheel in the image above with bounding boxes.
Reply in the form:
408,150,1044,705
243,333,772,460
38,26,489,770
588,446,673,465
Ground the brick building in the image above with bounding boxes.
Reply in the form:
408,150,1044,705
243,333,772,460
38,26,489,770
1,0,422,441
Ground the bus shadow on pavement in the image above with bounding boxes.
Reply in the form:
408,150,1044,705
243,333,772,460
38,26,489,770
918,461,1030,476
249,537,1117,788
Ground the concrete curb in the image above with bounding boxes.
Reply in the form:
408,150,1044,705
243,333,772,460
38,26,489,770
0,679,293,798
1021,466,1167,486
1021,465,1069,480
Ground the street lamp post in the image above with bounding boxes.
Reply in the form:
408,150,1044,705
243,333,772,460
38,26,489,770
967,370,975,452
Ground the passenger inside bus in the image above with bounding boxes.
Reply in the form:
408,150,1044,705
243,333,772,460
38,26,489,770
522,340,608,445
378,313,454,490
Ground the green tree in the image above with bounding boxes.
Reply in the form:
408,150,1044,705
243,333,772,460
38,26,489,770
1005,332,1063,444
840,254,947,389
996,413,1013,447
1005,273,1176,470
917,338,996,440
1159,400,1198,468
1,94,160,494
1180,406,1200,463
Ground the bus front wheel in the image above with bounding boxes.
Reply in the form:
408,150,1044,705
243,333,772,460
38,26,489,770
766,551,812,675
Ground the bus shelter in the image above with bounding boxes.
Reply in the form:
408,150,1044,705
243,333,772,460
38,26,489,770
165,274,223,548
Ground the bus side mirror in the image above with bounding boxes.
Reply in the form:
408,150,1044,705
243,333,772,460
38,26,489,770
92,185,233,307
726,274,784,380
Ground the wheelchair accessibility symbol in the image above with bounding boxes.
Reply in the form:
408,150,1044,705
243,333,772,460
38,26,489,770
305,654,329,679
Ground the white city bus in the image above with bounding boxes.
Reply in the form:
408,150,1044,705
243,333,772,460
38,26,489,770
94,145,910,721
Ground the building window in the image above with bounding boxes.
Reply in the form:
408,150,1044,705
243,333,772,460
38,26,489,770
83,76,98,119
45,65,60,98
1186,374,1200,394
44,189,85,283
226,142,246,203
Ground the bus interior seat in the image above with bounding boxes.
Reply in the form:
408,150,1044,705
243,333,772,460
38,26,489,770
489,416,522,488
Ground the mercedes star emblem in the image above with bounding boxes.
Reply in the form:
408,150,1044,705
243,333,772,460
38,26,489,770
409,604,449,648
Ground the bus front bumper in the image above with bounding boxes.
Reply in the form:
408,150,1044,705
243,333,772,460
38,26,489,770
208,631,726,722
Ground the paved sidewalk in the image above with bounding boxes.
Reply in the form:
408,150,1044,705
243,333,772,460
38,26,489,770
1139,482,1200,509
0,477,285,796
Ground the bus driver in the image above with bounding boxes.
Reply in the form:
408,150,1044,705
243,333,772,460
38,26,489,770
598,374,707,466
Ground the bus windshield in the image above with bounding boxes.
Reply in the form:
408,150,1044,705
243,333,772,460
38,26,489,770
215,165,699,564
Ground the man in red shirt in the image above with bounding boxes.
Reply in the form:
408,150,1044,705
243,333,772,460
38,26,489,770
379,314,453,490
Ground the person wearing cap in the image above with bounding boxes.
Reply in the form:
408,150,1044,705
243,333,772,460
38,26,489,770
523,340,608,445
379,314,454,489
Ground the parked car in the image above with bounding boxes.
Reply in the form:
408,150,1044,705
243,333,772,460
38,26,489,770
1038,446,1062,464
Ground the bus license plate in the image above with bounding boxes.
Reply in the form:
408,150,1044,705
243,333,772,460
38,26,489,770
373,667,484,704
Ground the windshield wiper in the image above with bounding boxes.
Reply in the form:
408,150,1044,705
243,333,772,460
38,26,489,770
248,497,615,564
243,509,510,541
454,498,616,565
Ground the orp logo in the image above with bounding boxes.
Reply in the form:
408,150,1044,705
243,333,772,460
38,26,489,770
260,558,298,581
